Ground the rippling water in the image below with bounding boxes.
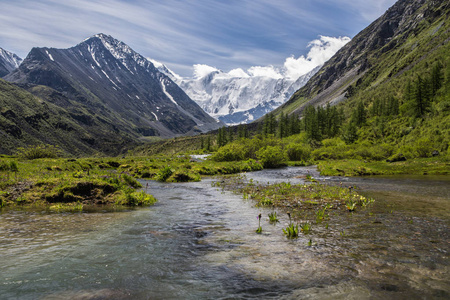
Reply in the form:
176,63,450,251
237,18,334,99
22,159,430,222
0,168,448,299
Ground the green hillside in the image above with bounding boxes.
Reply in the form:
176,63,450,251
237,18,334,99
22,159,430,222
270,0,450,161
0,79,136,156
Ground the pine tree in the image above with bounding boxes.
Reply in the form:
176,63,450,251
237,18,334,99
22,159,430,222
228,127,234,143
430,61,443,95
263,114,270,137
342,121,358,144
353,101,366,127
413,75,430,118
206,136,211,151
269,113,277,135
304,106,321,141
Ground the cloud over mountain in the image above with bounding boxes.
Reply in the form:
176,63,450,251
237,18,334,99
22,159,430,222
185,35,350,82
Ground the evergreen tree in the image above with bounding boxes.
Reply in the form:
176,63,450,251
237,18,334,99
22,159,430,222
206,136,211,152
269,113,277,135
228,127,234,143
216,127,228,147
430,61,443,95
278,112,285,138
342,121,358,144
304,106,321,141
353,101,366,127
263,114,270,137
413,75,430,118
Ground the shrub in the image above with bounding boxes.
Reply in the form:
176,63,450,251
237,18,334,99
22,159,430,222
119,190,157,206
122,174,142,188
321,137,346,147
168,169,201,182
285,143,311,161
211,143,246,161
256,146,287,168
17,144,62,159
155,165,173,182
414,138,435,158
0,161,10,171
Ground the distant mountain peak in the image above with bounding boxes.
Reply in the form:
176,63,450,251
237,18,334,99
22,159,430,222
0,47,23,77
78,33,151,73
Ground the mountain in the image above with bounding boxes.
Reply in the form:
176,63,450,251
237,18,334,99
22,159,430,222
0,48,22,77
4,34,221,139
169,67,320,125
279,0,450,116
155,35,350,126
0,78,137,156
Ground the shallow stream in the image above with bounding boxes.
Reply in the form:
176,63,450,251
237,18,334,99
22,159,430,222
0,167,448,299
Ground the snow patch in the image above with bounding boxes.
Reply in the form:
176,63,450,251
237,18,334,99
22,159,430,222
45,50,54,61
88,45,101,68
151,112,159,121
160,78,178,106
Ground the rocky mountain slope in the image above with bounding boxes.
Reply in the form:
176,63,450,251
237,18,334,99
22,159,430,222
279,0,449,116
5,34,221,139
0,47,22,77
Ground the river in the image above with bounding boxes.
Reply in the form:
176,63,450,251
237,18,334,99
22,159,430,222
0,167,448,299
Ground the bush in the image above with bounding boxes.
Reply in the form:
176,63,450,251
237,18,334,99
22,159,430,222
0,161,10,171
119,190,157,206
17,144,62,159
155,165,173,182
122,174,142,188
414,138,435,158
285,143,311,161
211,143,246,161
256,146,287,168
321,137,346,148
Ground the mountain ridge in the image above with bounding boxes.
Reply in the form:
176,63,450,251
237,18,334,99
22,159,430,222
279,0,449,116
5,34,222,139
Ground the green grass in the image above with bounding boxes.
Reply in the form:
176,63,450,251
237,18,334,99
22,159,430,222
317,157,450,176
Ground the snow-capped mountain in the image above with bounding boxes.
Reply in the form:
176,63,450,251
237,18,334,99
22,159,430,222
152,35,350,125
156,65,320,125
5,33,221,137
0,47,22,77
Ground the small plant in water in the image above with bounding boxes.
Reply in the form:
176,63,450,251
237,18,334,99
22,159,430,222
307,239,313,247
283,223,299,238
346,200,356,212
316,204,330,223
256,213,262,233
300,222,312,234
283,212,299,238
268,211,279,223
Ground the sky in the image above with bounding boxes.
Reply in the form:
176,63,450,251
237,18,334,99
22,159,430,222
0,0,397,78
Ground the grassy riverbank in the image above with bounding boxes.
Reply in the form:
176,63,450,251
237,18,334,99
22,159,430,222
0,153,263,209
317,157,450,176
1,146,447,210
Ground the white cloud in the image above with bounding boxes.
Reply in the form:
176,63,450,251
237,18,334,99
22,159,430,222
185,35,349,82
247,66,283,79
283,35,350,80
227,68,249,78
193,64,219,79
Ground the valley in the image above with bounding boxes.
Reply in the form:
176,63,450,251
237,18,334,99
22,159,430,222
0,0,449,298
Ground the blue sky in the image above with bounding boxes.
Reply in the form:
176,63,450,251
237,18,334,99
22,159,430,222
0,0,397,77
